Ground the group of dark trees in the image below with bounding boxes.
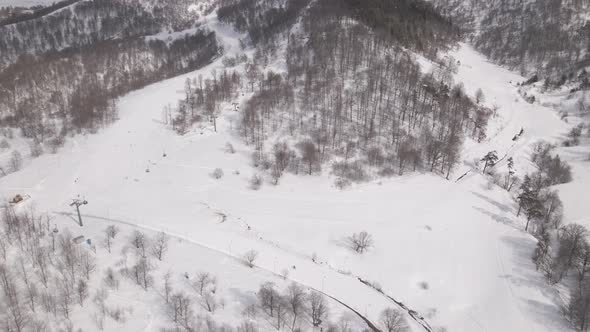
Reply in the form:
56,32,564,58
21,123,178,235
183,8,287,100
0,0,79,27
432,0,590,87
217,0,311,45
0,0,221,166
0,31,219,140
493,142,590,330
314,0,458,58
254,282,408,331
0,204,100,331
167,70,243,135
0,0,209,69
196,0,489,186
513,142,571,235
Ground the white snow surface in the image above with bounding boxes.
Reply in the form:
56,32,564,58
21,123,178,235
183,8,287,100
0,19,581,331
0,0,60,7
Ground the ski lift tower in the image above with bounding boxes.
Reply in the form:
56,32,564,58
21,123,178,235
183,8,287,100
70,198,88,226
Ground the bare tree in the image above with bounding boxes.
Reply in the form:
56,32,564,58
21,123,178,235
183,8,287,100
202,292,217,313
475,88,485,104
57,276,73,319
9,150,23,172
258,282,279,317
80,250,96,280
0,263,28,331
297,140,319,175
169,292,195,330
308,291,328,327
103,268,119,290
103,230,113,253
151,232,170,261
34,249,50,288
163,272,172,304
243,250,259,268
274,296,288,330
481,150,498,174
555,224,588,281
194,272,216,296
132,257,153,290
103,225,119,253
271,142,292,183
93,288,109,317
57,230,80,284
76,279,89,306
130,230,148,258
567,280,590,332
347,231,374,253
286,283,306,331
106,225,119,239
18,257,37,313
238,320,258,332
380,308,409,332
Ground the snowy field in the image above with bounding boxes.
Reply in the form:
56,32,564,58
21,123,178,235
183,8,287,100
0,0,58,7
0,7,584,329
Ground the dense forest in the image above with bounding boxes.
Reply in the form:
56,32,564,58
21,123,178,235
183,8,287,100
431,0,590,85
0,0,220,165
168,0,488,186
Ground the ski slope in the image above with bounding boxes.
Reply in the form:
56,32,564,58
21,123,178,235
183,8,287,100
450,44,569,179
0,26,577,332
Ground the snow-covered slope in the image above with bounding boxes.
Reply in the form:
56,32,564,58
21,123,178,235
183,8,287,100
0,13,578,328
0,0,58,7
1,0,588,330
429,0,590,77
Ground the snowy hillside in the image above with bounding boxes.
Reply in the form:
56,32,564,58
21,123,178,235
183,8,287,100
0,0,58,7
429,0,590,79
0,0,589,331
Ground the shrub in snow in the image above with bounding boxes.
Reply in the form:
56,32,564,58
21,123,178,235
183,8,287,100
249,174,262,190
107,306,128,323
334,177,352,190
29,141,43,157
48,136,65,154
563,124,584,147
281,268,289,280
252,151,271,169
211,168,224,179
332,161,368,183
243,249,258,268
225,142,235,154
104,268,119,290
